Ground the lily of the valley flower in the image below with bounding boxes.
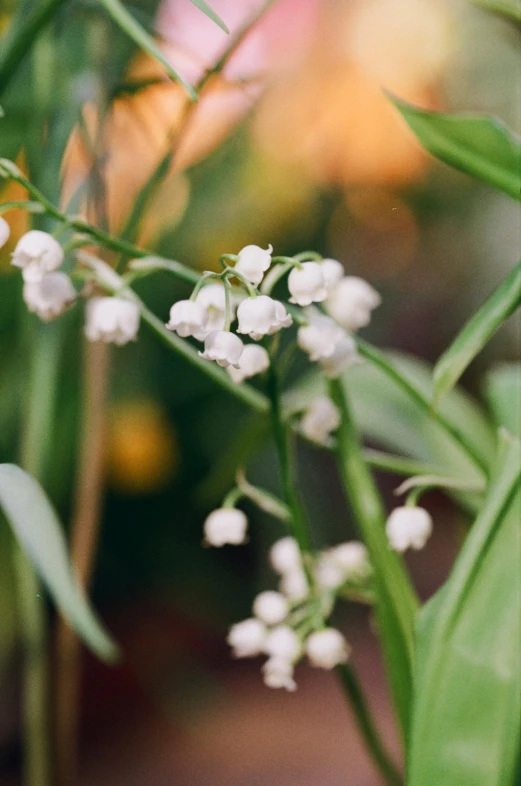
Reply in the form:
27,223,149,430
262,657,297,691
297,313,346,362
321,258,344,290
166,299,208,340
269,536,302,575
237,295,292,340
253,591,289,626
315,541,370,590
234,244,273,286
194,283,229,333
264,625,301,662
204,507,248,546
326,276,381,331
199,330,243,368
0,216,10,249
305,628,350,669
23,272,76,322
227,618,267,658
11,230,64,282
227,343,270,384
386,506,433,552
319,334,358,378
85,297,140,346
288,262,328,306
300,395,340,445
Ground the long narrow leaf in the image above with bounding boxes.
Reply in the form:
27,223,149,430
433,260,521,406
0,464,119,663
392,98,521,200
188,0,229,33
330,378,418,743
99,0,197,100
408,432,521,786
483,362,521,437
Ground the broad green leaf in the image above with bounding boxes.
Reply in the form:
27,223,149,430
0,464,119,663
472,0,521,22
408,432,521,786
188,0,229,33
99,0,197,101
330,379,418,742
392,98,521,200
483,362,521,437
433,260,521,406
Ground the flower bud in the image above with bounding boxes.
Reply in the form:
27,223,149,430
85,297,140,346
325,276,381,331
288,262,327,306
199,330,243,368
166,299,208,340
253,591,289,626
269,536,301,575
234,244,272,286
305,628,350,669
297,314,346,362
280,569,309,601
262,657,297,691
227,618,267,657
330,542,370,579
300,395,340,445
23,273,76,322
204,507,248,546
237,295,291,340
264,625,301,662
319,334,358,378
11,230,64,282
227,344,270,384
321,258,344,290
386,506,433,552
0,216,10,249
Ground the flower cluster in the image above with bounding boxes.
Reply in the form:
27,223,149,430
165,244,380,383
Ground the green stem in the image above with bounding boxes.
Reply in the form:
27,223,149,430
362,449,444,478
266,361,311,553
0,0,69,97
356,339,489,478
15,325,62,786
337,664,403,786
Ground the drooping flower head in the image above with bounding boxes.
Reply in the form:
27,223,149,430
234,244,273,286
386,506,433,552
204,507,248,546
85,297,140,346
11,230,64,282
288,262,328,306
227,343,270,384
23,273,76,322
199,330,244,368
166,299,208,340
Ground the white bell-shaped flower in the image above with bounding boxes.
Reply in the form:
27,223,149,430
253,591,289,626
288,262,328,306
195,283,229,333
227,618,267,658
319,334,358,378
237,295,292,340
297,314,346,361
234,244,273,286
315,553,346,590
326,276,381,331
199,330,243,368
264,625,301,662
321,258,344,290
269,536,302,575
0,216,10,249
204,507,248,546
227,344,270,384
300,395,340,445
85,297,140,346
280,568,309,601
11,230,64,282
386,506,433,552
262,656,297,691
166,299,208,340
23,272,76,322
330,542,370,579
305,628,350,669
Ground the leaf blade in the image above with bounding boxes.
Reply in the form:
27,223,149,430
392,98,521,200
188,0,229,33
433,260,521,405
0,464,119,663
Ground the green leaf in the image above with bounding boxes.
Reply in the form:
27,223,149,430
392,98,521,200
483,362,521,437
99,0,197,101
330,378,418,743
408,432,521,786
188,0,229,33
433,260,521,406
0,464,119,663
472,0,521,23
